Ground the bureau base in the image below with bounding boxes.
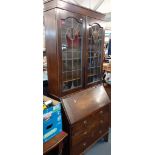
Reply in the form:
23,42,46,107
61,85,110,155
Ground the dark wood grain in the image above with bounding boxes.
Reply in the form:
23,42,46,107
61,84,110,155
44,0,105,20
44,9,60,96
43,131,67,154
44,0,56,12
62,85,110,124
44,2,110,154
44,1,106,97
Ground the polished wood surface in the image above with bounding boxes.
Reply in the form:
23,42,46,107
62,85,110,124
43,131,67,154
44,2,110,154
44,1,106,97
103,83,111,127
44,9,60,96
44,0,105,20
62,84,110,155
71,105,109,145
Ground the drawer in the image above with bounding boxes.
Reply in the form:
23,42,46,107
71,127,109,155
72,129,90,146
71,115,108,144
95,126,108,140
96,112,109,125
97,105,109,117
71,119,106,146
71,140,89,155
89,125,98,140
88,125,109,144
99,123,109,134
93,107,109,126
72,115,93,135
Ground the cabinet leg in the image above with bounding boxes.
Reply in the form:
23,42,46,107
58,142,63,155
104,133,109,142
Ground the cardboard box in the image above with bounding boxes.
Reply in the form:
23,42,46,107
43,96,62,143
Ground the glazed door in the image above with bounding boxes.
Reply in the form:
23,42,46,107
58,9,85,94
85,17,105,87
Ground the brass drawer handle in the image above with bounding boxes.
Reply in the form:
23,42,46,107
100,110,103,114
83,131,88,135
83,142,87,147
83,120,88,125
100,120,104,124
99,130,103,134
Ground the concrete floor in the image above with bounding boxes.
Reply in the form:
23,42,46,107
85,129,111,155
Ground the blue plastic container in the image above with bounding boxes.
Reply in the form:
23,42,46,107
43,103,62,143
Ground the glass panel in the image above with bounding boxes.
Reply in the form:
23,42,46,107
43,54,48,81
43,23,48,82
87,24,103,84
61,17,83,91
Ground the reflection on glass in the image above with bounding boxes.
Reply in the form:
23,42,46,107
61,17,83,91
87,24,103,84
43,54,48,81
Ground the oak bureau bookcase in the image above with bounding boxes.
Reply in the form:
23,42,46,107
44,1,110,155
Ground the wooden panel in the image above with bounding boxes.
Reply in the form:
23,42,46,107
62,85,110,124
71,115,93,135
44,0,105,20
71,139,89,155
71,128,90,146
43,131,67,154
44,9,60,96
94,104,109,120
71,105,109,153
44,0,56,12
71,126,108,155
93,114,108,130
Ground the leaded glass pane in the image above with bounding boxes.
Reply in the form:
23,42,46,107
61,17,83,91
87,24,103,84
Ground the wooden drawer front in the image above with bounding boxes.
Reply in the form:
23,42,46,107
95,128,105,140
71,126,109,155
71,140,89,155
93,107,109,127
88,126,107,144
71,119,101,147
98,122,109,134
72,116,93,135
72,129,89,146
70,106,110,155
88,126,98,142
97,105,109,118
96,112,109,126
